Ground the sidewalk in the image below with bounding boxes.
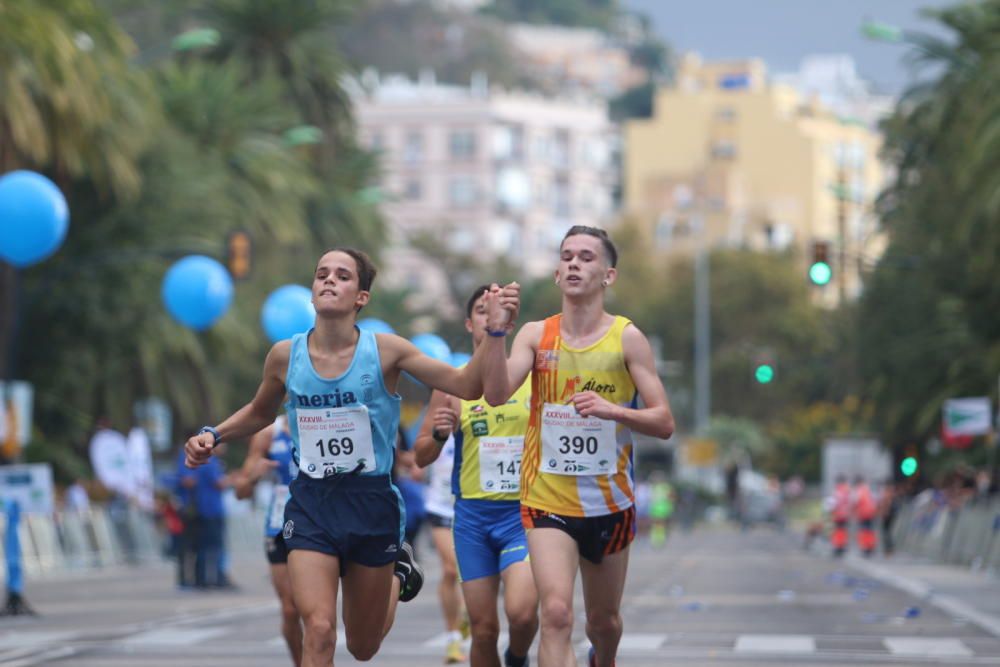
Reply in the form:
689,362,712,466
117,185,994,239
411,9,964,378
847,552,1000,638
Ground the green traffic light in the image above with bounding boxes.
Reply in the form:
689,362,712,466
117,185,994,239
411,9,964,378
809,261,832,286
754,364,774,384
900,456,918,477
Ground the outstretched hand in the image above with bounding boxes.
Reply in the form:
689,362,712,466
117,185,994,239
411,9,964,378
485,282,520,334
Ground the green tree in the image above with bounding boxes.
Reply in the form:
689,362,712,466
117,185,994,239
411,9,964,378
202,0,386,251
860,1,1000,447
0,0,155,380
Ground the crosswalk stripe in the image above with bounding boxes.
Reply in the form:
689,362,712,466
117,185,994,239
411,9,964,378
121,628,227,646
734,634,817,654
883,637,973,657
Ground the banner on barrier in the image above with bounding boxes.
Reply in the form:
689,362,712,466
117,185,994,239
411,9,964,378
0,464,54,515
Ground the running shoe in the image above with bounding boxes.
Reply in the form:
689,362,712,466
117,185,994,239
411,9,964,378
503,646,529,667
445,638,467,664
394,541,424,602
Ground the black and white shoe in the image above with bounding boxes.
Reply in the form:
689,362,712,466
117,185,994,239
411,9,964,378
394,541,424,602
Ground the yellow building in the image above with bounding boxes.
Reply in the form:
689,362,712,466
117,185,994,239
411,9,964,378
624,54,885,303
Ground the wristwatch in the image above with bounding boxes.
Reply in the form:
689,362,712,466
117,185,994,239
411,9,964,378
432,428,450,444
198,425,221,445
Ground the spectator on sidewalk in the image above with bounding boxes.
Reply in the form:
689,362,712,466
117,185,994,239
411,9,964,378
89,417,137,562
64,477,91,513
176,443,233,589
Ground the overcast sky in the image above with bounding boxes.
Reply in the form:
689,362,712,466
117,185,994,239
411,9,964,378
622,0,957,95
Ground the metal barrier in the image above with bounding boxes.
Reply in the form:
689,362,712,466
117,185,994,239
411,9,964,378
0,506,266,582
891,497,1000,571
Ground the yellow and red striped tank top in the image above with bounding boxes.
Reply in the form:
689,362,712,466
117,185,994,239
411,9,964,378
521,314,637,517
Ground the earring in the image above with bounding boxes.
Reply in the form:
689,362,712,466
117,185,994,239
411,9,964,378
602,279,609,287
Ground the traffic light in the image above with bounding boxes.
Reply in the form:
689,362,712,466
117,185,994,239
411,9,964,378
900,444,919,477
226,230,252,280
809,241,832,286
754,363,775,384
752,350,775,384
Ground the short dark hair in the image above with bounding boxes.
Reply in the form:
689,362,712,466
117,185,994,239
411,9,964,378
466,284,493,318
561,225,618,267
322,247,377,292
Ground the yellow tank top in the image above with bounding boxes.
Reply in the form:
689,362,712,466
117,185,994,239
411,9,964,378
522,315,636,517
455,377,532,501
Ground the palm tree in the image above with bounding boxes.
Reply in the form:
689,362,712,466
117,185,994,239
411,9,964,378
0,0,155,380
199,0,387,252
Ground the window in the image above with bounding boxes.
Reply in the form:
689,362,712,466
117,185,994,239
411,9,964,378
492,125,523,161
716,106,737,122
553,179,571,218
552,130,570,169
448,176,478,207
449,130,477,160
403,130,424,164
710,141,737,160
404,178,422,201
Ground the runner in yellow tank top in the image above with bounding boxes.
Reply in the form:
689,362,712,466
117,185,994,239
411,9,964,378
479,227,675,667
415,285,538,667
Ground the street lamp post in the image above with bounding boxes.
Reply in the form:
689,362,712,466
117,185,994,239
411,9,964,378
694,213,711,433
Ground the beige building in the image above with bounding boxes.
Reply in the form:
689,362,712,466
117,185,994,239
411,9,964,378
353,71,617,312
624,55,885,303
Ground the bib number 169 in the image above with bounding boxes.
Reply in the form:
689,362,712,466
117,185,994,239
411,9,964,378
315,437,354,457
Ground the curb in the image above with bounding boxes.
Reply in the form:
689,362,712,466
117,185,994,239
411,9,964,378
846,555,1000,639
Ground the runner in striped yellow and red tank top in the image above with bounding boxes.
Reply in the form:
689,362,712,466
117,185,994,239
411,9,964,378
479,226,675,667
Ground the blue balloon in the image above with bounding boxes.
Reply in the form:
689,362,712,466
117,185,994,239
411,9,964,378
0,170,69,268
449,352,471,368
262,285,315,343
411,333,451,362
161,256,234,331
357,318,395,335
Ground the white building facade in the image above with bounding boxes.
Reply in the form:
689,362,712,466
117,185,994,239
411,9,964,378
354,73,618,309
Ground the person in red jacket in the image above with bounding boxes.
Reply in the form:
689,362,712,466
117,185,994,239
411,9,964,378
828,475,851,557
853,476,878,557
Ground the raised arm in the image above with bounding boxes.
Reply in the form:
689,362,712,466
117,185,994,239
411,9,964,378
393,282,522,400
483,320,539,406
185,341,290,467
569,324,675,439
413,390,460,468
232,424,278,500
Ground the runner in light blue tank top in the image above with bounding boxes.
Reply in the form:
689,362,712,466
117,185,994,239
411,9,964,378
183,247,520,667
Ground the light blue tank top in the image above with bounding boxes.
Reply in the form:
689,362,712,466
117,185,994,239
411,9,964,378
284,327,400,478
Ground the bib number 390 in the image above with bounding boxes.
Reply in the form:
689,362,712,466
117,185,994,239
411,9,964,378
540,403,617,476
296,406,376,478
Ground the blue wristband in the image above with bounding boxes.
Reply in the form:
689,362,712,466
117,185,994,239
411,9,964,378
486,328,507,337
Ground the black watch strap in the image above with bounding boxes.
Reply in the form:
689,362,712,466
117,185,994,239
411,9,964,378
199,425,221,445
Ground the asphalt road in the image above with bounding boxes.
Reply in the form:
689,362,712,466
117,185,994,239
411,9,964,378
2,525,999,666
